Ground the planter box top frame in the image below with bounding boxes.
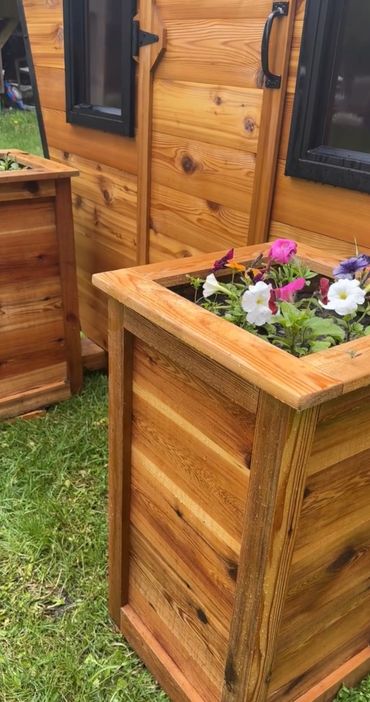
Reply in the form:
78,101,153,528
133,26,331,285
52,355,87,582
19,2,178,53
93,243,370,411
0,150,78,184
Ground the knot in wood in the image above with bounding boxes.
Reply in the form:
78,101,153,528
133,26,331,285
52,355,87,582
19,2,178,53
244,117,256,133
181,155,197,175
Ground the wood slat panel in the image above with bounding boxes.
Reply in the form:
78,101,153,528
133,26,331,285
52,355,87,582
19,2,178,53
26,21,64,68
131,459,237,629
50,149,137,213
272,161,370,248
35,65,65,111
306,401,370,475
129,526,226,696
128,335,255,699
151,131,255,212
149,182,249,262
124,311,259,414
270,605,370,700
153,79,262,152
132,384,249,543
42,108,138,174
155,0,274,20
270,222,370,260
156,19,264,89
0,180,55,202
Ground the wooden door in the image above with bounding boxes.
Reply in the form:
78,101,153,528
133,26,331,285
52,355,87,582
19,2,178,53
137,0,298,265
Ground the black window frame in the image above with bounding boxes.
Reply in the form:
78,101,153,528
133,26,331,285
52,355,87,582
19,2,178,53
286,0,370,194
63,0,137,137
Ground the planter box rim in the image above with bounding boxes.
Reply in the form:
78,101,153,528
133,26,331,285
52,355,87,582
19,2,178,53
93,243,370,410
0,150,78,183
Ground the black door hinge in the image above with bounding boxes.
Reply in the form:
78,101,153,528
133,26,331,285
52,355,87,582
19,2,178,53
132,20,159,57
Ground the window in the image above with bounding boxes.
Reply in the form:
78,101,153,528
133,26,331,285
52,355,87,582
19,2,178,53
286,0,370,193
63,0,136,136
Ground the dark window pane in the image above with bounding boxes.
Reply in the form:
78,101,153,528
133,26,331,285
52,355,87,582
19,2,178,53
326,0,370,153
88,0,122,112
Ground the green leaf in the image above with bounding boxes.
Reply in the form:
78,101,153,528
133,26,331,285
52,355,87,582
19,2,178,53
305,317,345,341
364,326,370,336
280,302,302,325
310,340,332,353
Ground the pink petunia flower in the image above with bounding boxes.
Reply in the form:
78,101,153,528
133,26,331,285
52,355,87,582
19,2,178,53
269,238,297,264
319,277,330,305
275,277,305,302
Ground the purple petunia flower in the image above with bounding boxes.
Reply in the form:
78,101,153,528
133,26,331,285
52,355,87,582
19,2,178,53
212,248,234,271
333,255,370,279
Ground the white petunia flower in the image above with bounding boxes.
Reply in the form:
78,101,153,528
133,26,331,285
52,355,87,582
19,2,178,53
203,273,227,299
241,281,273,326
320,278,365,316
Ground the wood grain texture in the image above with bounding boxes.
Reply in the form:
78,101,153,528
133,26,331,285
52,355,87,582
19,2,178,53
99,244,370,701
222,395,319,702
125,329,254,696
268,0,370,257
121,605,205,702
93,245,347,411
248,0,298,245
156,19,264,89
0,159,81,418
107,300,133,624
24,0,291,345
55,179,83,394
293,647,370,702
136,0,166,264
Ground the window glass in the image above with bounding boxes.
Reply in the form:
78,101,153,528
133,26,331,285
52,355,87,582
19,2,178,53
88,0,122,113
326,0,370,153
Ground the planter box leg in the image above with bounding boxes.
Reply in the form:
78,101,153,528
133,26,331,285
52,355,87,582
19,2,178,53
222,394,319,702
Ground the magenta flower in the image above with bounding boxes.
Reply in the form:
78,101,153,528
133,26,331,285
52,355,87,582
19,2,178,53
212,248,234,271
269,238,297,264
275,277,305,302
319,277,330,305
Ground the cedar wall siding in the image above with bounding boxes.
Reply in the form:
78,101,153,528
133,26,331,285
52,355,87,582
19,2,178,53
23,0,277,348
269,0,370,259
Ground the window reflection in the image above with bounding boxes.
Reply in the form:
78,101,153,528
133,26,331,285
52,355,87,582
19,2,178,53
88,0,122,113
326,0,370,153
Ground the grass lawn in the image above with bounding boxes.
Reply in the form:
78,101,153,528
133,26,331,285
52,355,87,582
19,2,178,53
1,373,369,700
0,372,168,702
0,109,43,154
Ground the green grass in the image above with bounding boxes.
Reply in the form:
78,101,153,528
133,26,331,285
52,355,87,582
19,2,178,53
1,372,369,701
0,373,168,702
0,110,43,155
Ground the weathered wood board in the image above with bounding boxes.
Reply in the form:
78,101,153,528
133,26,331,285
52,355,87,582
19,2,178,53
0,150,82,419
93,244,370,702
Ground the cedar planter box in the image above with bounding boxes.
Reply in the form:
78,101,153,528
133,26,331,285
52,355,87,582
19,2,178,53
0,150,82,419
93,243,370,702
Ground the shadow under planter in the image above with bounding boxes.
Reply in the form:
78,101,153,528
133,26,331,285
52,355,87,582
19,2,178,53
0,150,82,419
93,243,370,702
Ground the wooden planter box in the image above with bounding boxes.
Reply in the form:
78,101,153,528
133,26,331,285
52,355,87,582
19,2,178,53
0,151,82,419
93,243,370,702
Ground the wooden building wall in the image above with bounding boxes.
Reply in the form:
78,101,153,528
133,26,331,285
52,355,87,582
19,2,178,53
23,0,370,351
268,0,370,260
23,0,278,349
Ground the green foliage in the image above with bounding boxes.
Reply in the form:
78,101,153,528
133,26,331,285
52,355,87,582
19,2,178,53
0,373,168,702
0,153,23,170
266,303,345,356
268,260,316,287
0,111,43,155
334,675,370,702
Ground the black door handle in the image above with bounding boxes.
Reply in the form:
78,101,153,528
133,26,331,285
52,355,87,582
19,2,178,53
261,2,289,89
